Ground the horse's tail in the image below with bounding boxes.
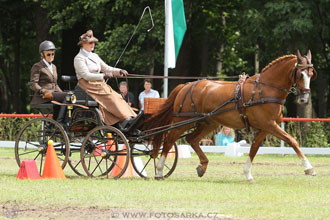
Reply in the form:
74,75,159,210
144,83,185,157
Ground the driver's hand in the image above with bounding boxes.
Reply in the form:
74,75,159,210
103,73,113,79
120,69,128,76
43,91,53,99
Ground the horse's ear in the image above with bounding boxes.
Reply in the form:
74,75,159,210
297,50,302,60
307,49,312,60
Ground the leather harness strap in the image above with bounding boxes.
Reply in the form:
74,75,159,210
234,75,250,131
176,80,203,115
173,75,286,131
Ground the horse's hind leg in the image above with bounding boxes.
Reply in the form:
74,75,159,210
244,130,268,182
186,123,218,177
268,122,316,176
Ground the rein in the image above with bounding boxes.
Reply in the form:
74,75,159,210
118,73,239,80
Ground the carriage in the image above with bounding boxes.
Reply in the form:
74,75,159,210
15,50,317,181
14,75,178,179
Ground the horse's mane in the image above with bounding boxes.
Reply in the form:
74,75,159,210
261,54,296,73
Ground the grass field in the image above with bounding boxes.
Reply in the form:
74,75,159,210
1,147,330,220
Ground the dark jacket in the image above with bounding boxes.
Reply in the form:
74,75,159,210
29,60,62,104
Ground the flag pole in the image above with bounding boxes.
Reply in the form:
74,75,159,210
164,0,170,98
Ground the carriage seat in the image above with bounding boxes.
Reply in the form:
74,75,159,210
74,85,98,107
61,75,98,107
75,100,98,107
30,103,54,115
30,103,54,109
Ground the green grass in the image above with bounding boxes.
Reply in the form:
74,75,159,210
1,147,330,219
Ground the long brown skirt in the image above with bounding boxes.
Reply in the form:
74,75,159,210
78,79,136,125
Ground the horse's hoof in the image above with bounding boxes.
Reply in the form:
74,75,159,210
196,166,204,177
246,178,255,183
304,168,316,176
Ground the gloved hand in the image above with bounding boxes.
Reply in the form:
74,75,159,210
103,73,113,79
120,69,128,76
43,91,53,99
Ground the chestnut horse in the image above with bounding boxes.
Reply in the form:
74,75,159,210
145,50,317,181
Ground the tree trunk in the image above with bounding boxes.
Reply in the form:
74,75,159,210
200,31,209,76
0,63,10,112
216,13,226,75
33,2,50,45
13,15,21,112
296,96,313,118
255,44,259,74
316,69,328,117
61,22,86,85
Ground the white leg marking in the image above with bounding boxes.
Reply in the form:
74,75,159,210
301,157,313,170
243,157,253,181
155,155,166,177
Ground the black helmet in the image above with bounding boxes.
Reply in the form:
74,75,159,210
39,40,56,53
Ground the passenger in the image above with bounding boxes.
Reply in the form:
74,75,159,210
74,30,136,129
138,79,160,111
119,81,136,109
29,40,67,124
215,126,235,146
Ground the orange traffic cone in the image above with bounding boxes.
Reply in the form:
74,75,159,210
94,133,114,157
109,145,138,178
17,160,40,180
166,146,175,158
106,133,114,150
42,140,66,179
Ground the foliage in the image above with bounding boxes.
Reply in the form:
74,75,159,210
286,121,330,148
0,116,30,141
238,121,330,147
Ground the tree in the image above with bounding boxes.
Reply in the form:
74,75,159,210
0,0,37,113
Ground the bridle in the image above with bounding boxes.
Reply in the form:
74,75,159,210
291,56,317,95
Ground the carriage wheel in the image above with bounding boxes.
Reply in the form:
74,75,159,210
130,143,178,178
15,117,70,175
67,119,98,176
80,126,130,178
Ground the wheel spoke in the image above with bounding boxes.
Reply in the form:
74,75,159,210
164,163,171,171
19,149,40,156
91,156,104,175
39,154,44,175
73,160,81,169
33,152,42,161
140,157,152,174
88,154,91,171
30,125,39,141
153,158,157,175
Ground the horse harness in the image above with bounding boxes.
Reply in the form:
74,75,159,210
234,74,286,131
173,74,287,132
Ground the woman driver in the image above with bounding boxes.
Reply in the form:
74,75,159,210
74,30,136,129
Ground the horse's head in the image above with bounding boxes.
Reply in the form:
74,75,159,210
291,50,317,104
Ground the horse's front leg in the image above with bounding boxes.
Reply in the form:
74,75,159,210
268,122,316,176
244,130,268,182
